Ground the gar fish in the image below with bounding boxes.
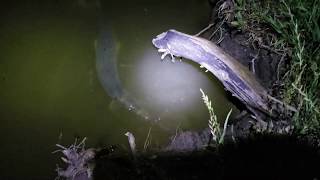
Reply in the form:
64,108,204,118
95,16,151,121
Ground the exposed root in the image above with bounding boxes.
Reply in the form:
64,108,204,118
53,137,96,180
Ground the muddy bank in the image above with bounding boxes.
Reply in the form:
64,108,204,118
54,135,320,180
92,134,319,180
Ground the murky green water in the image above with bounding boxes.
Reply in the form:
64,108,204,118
0,0,236,178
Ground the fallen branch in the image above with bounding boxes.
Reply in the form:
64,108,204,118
152,29,296,117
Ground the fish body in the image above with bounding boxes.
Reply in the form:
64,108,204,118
95,22,123,99
95,16,151,121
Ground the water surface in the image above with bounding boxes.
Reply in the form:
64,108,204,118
0,0,236,178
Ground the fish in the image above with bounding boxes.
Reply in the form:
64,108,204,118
95,17,152,121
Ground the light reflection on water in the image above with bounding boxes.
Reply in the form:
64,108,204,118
133,47,233,129
0,0,236,178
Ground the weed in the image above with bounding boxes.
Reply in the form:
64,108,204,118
200,89,232,144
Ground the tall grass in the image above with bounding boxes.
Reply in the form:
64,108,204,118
228,0,320,135
200,89,232,144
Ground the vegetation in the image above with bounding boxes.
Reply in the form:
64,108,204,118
218,0,320,136
200,89,232,144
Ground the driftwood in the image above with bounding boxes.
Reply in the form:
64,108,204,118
152,29,293,118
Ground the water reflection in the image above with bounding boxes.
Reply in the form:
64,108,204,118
137,48,217,116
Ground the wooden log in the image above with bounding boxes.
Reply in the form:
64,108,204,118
152,29,271,116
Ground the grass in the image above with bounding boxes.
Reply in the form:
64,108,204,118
200,89,232,144
218,0,320,136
